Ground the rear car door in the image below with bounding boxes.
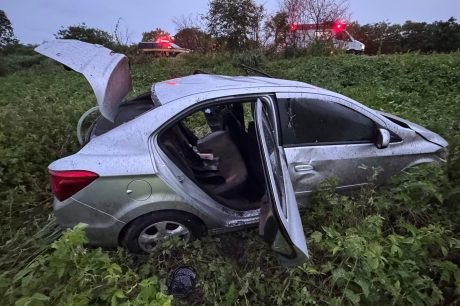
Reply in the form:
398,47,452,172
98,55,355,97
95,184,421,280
255,98,308,266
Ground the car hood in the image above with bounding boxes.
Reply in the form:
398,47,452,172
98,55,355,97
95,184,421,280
377,111,448,147
35,40,131,122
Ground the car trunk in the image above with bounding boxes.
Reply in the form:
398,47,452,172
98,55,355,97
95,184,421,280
85,93,157,143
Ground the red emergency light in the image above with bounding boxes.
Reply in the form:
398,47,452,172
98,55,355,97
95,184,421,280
155,35,172,47
331,20,346,33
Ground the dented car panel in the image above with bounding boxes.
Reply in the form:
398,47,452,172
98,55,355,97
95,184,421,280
376,110,448,147
285,140,444,200
38,41,448,266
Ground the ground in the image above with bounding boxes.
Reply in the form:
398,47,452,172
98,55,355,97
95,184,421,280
0,52,459,305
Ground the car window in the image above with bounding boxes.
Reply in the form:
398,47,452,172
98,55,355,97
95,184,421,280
180,101,257,140
278,97,376,146
182,111,211,138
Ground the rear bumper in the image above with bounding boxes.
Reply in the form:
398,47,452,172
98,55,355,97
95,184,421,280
53,197,125,247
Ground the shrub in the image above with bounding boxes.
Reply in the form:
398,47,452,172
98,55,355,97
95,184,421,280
0,59,6,76
232,49,266,68
284,41,335,58
1,225,172,305
447,135,460,183
301,169,460,305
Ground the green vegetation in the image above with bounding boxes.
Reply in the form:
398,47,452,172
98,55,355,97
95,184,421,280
0,52,459,305
348,17,460,55
0,9,18,48
54,23,115,48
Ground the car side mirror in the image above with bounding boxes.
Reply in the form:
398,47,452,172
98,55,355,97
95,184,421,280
376,128,390,149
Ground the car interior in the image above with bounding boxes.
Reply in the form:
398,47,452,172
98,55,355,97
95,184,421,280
86,92,157,143
158,100,266,211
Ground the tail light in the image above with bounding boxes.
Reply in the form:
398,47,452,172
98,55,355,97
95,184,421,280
49,170,98,201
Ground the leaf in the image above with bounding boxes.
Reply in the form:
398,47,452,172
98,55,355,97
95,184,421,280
344,289,361,305
301,265,320,275
355,278,370,298
328,297,341,306
390,244,398,256
224,282,238,304
332,246,341,255
366,256,379,270
31,293,50,301
15,293,50,306
113,289,126,299
441,246,448,256
310,231,322,243
332,268,347,282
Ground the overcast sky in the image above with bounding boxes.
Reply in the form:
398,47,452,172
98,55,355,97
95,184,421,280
3,0,460,44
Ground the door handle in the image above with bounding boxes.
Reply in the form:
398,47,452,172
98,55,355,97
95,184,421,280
294,164,314,172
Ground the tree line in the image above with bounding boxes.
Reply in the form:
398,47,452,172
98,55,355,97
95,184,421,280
349,18,460,55
1,0,460,56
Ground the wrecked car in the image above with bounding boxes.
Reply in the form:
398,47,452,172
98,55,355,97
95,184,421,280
36,40,448,266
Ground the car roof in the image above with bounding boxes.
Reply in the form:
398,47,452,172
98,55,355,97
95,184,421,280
152,74,317,105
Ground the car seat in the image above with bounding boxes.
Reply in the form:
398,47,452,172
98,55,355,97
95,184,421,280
197,130,248,198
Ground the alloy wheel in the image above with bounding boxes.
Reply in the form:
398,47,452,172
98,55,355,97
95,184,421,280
138,221,191,252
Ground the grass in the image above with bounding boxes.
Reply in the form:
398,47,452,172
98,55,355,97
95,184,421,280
0,52,459,305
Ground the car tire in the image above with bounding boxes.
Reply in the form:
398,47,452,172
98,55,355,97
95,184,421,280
120,211,206,254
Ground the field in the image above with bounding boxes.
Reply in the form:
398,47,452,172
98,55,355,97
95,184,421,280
0,52,459,305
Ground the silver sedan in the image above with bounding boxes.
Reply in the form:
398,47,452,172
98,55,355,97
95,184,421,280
36,40,447,266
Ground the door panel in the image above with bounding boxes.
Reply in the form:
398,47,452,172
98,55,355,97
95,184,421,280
275,92,404,199
255,98,308,266
284,143,396,198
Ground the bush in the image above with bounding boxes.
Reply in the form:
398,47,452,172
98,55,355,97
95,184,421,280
283,40,347,58
447,135,460,183
232,49,266,68
302,167,460,305
1,44,36,56
0,54,45,76
0,59,6,76
1,225,172,305
129,52,153,65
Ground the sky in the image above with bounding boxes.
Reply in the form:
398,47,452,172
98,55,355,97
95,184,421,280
2,0,460,45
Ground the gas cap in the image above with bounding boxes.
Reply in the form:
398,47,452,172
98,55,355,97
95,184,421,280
126,180,152,201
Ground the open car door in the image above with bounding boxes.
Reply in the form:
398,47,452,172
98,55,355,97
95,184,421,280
255,98,308,266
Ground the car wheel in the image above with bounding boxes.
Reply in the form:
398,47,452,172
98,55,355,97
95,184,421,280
121,211,206,253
